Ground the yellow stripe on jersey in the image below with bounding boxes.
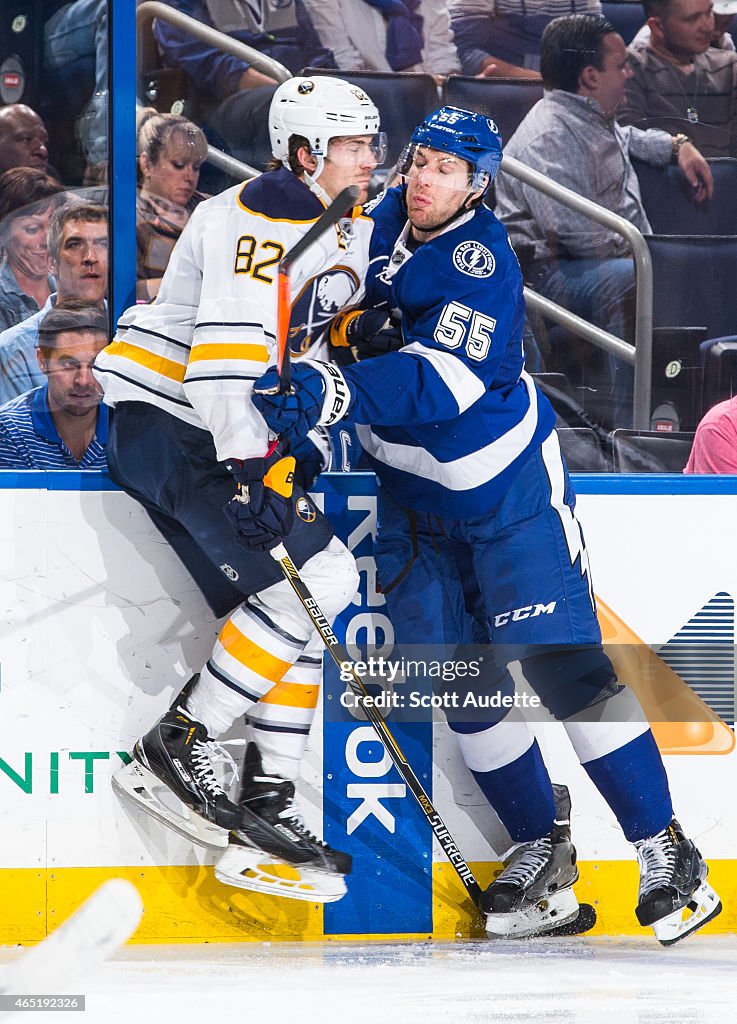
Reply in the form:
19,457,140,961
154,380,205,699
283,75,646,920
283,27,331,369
218,619,291,683
188,343,270,365
103,341,187,383
258,681,319,710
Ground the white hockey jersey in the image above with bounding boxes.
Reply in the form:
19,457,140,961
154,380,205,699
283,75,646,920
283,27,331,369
95,167,372,461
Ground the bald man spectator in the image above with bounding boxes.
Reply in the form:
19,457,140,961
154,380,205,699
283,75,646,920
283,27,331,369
0,202,107,404
0,105,50,174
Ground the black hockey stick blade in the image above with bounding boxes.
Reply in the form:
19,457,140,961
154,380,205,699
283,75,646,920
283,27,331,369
269,541,483,910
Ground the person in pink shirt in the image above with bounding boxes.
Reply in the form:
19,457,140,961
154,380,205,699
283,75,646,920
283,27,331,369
684,396,737,473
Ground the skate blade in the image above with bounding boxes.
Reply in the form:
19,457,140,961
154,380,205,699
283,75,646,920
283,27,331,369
112,760,228,850
653,880,722,946
214,845,347,903
486,886,580,939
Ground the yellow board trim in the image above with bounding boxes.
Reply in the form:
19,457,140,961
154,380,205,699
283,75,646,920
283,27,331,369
3,860,735,945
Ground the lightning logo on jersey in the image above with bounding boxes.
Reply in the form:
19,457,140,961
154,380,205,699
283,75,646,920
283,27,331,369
453,241,495,278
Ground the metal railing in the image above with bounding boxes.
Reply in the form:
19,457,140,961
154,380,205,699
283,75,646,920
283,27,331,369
131,10,653,427
205,145,259,181
500,154,653,430
136,1,292,83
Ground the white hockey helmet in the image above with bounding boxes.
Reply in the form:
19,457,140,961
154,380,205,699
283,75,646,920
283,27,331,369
269,76,385,166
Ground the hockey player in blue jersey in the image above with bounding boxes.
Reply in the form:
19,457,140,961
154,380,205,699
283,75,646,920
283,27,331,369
253,106,722,944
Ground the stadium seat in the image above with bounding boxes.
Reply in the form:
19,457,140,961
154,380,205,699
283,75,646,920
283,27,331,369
701,336,737,412
649,326,707,432
442,76,543,146
556,427,610,472
601,2,646,43
647,234,737,342
611,429,695,472
302,69,439,166
634,158,737,235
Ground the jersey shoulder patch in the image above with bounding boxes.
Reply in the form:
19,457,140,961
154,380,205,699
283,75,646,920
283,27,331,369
452,239,496,278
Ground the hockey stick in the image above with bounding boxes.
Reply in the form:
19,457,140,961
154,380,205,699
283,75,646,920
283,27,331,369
276,184,361,391
269,543,598,935
0,879,143,999
269,541,484,909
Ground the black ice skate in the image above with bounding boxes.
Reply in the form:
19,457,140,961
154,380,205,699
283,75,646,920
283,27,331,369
481,784,581,938
215,743,352,903
112,678,242,850
634,819,722,945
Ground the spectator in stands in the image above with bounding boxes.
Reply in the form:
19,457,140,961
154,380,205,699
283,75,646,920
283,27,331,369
620,0,737,156
152,0,336,169
495,13,712,427
0,169,65,333
633,0,737,51
0,105,51,175
0,304,108,470
449,0,603,79
44,0,109,184
302,0,461,76
0,203,108,405
684,395,737,472
136,109,208,302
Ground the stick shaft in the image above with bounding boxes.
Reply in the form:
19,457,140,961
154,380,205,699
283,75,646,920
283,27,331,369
270,542,482,907
275,184,360,393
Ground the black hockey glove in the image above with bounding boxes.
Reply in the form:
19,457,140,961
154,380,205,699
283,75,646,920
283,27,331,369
329,309,403,361
224,446,295,552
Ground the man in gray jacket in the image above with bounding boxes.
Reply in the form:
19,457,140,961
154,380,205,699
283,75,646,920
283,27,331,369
495,12,712,425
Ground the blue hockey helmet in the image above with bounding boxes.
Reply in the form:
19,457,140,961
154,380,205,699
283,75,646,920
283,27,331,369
398,106,503,193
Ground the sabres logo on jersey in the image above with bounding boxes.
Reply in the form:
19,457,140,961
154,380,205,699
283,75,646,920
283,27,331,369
289,267,360,354
453,241,496,279
296,496,317,523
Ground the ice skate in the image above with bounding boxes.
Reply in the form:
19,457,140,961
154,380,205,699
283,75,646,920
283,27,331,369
481,784,581,938
634,819,722,945
215,742,351,902
113,678,242,850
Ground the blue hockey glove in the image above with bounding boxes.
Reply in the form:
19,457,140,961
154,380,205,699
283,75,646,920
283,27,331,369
224,446,295,552
253,360,352,442
289,429,331,490
329,309,404,361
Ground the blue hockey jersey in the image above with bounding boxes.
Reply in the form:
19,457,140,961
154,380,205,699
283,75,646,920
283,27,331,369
340,186,556,518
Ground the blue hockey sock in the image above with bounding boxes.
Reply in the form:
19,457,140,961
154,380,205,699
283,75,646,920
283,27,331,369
582,730,673,842
470,740,556,843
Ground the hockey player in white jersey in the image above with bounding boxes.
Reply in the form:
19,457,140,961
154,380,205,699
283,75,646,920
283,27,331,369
253,107,722,942
94,76,386,903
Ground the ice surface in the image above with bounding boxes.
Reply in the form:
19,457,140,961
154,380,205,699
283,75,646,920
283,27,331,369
2,936,735,1024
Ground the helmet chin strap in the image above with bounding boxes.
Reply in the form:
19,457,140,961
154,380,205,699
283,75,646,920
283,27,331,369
304,156,333,206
